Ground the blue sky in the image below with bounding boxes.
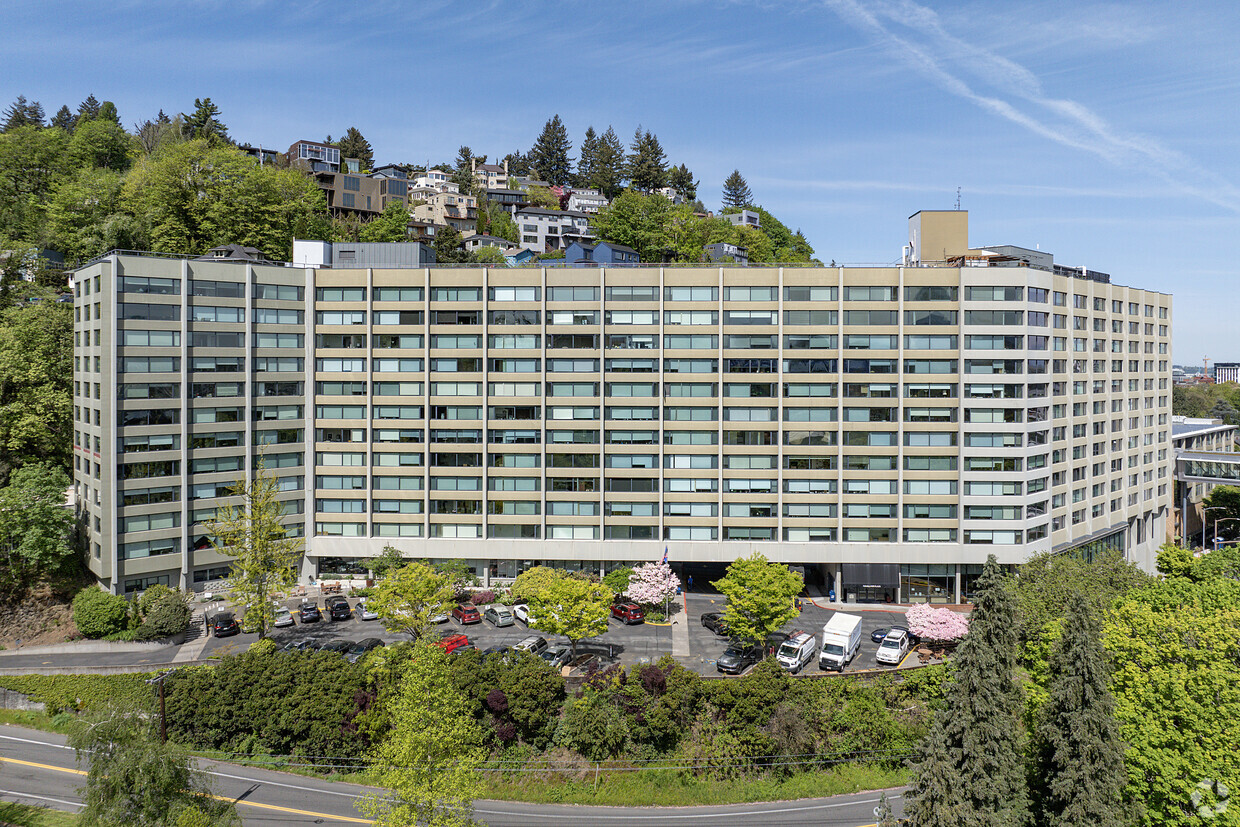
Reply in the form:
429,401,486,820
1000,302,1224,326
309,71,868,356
3,0,1238,361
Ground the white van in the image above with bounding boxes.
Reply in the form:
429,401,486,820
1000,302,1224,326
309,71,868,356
775,631,818,674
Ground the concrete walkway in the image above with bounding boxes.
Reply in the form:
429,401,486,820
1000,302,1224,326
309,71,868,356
671,591,690,657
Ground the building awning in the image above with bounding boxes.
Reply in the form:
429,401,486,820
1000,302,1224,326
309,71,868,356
841,563,900,589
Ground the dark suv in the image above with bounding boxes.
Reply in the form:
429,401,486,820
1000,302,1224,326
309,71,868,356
611,602,645,624
700,612,729,636
297,602,322,623
717,641,764,675
210,611,239,638
325,595,352,621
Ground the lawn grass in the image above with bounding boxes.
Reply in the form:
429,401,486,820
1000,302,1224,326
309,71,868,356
0,801,79,826
480,763,909,806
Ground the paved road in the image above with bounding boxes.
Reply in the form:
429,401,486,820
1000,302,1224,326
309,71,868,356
0,724,904,826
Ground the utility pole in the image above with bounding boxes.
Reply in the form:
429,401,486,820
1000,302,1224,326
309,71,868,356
144,668,177,743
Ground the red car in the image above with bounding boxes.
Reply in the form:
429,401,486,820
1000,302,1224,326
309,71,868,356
432,633,471,654
451,604,481,624
611,602,645,624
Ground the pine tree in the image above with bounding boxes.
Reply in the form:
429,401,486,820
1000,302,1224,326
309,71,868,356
1032,595,1129,827
2,96,44,131
592,126,626,199
667,163,697,201
77,94,101,122
180,97,230,144
528,114,573,186
721,169,753,209
337,126,374,171
501,150,530,177
97,101,120,125
904,720,964,827
627,127,667,192
49,104,76,133
575,127,599,188
907,554,1030,827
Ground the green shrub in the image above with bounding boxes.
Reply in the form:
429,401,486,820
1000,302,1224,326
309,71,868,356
72,586,130,638
136,592,191,640
137,584,175,619
0,673,156,715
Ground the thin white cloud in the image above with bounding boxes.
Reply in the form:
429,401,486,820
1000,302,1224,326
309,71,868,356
824,0,1240,214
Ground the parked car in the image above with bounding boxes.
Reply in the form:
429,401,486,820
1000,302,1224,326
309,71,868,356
701,612,729,636
210,611,240,638
481,645,513,659
354,599,378,621
346,638,385,663
297,602,322,623
273,606,294,628
717,641,765,675
871,624,914,644
540,645,572,669
775,632,818,674
452,643,477,655
514,635,549,655
512,604,533,625
611,602,645,624
452,604,481,625
326,596,352,621
483,606,515,627
875,630,910,666
281,639,315,653
319,640,353,656
432,633,471,654
430,608,451,624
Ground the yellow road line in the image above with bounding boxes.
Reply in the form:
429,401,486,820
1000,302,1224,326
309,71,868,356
0,755,374,824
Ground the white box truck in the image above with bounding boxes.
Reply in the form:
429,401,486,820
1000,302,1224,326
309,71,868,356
819,612,863,671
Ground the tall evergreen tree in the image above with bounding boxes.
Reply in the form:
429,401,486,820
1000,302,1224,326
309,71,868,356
2,96,44,132
528,114,573,186
904,721,964,827
627,127,667,192
76,94,101,122
575,126,600,188
591,126,626,199
501,150,530,177
906,554,1030,827
667,163,697,201
97,101,121,125
180,97,230,144
1032,595,1130,827
49,104,76,133
721,169,753,209
337,126,374,171
451,145,476,193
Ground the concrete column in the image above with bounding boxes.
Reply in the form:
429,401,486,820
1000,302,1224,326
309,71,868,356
833,564,842,603
954,566,962,604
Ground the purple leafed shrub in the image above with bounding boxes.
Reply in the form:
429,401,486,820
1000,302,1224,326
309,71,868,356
471,589,497,606
485,688,509,714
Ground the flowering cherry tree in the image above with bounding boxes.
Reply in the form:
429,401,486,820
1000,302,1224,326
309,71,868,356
625,561,681,606
905,603,970,642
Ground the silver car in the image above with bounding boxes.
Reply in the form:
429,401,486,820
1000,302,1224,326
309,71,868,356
539,645,572,668
483,606,515,627
354,599,379,621
273,605,294,628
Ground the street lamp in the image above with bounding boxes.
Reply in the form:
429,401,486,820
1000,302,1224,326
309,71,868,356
1203,506,1227,549
1214,517,1240,549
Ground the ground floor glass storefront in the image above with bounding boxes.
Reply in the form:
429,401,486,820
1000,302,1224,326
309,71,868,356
900,564,954,604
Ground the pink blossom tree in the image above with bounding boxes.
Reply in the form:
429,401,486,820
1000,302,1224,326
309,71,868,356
905,604,970,642
625,561,681,607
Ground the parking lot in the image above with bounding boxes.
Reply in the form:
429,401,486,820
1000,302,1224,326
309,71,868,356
202,593,918,676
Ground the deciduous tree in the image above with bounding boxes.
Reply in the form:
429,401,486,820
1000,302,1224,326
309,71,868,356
710,552,803,641
0,463,74,595
1032,595,1130,827
625,561,680,607
205,463,302,639
518,568,610,657
70,702,241,825
433,223,467,263
360,642,484,827
368,561,455,641
359,200,411,242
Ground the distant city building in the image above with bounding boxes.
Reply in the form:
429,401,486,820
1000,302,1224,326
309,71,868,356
1214,362,1240,383
723,209,761,230
703,242,749,265
286,140,340,173
566,188,608,214
514,208,593,251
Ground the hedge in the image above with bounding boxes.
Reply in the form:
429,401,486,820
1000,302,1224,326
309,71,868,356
0,673,158,715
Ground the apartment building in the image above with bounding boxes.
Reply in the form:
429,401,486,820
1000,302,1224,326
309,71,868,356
72,211,1172,600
